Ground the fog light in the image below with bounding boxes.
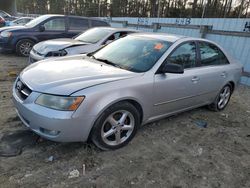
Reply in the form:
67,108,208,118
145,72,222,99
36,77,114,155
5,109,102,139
40,128,60,136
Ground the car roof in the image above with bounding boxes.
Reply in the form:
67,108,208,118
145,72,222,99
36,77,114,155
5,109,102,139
130,32,187,42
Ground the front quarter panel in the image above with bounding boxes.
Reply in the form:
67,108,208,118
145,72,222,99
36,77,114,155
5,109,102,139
72,73,154,125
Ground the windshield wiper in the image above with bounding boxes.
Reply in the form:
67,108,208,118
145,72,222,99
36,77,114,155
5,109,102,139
86,53,96,59
95,58,122,69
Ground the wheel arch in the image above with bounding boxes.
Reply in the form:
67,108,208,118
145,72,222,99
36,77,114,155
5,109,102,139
87,97,144,141
15,37,38,49
228,81,235,92
97,97,144,124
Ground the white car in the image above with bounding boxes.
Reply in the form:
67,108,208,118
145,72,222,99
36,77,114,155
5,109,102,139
29,27,137,63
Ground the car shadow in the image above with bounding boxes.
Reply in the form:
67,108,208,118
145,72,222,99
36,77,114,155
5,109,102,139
0,106,211,157
0,127,99,158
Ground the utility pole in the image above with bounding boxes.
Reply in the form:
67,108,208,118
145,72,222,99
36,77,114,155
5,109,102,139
157,0,161,18
98,0,101,17
201,0,207,18
238,0,244,18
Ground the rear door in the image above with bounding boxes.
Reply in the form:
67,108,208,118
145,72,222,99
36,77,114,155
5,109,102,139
192,41,231,103
67,17,90,38
36,17,67,42
153,41,203,116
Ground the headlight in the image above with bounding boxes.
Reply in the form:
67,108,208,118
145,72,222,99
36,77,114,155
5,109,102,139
35,94,85,111
46,49,67,57
0,31,12,38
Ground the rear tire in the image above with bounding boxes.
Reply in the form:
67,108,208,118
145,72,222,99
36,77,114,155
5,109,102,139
16,39,35,57
208,84,232,111
91,102,140,150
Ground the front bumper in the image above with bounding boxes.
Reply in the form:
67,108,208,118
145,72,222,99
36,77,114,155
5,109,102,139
0,37,13,52
12,83,96,142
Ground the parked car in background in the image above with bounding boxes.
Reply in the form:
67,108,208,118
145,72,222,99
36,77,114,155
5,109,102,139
5,17,34,26
0,14,110,56
29,27,137,63
0,10,17,21
0,16,5,27
13,33,242,150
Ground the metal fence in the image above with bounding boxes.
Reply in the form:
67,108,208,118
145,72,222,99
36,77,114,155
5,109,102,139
104,17,250,86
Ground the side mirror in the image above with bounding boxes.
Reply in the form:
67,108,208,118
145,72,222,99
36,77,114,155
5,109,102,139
160,63,184,74
39,25,45,32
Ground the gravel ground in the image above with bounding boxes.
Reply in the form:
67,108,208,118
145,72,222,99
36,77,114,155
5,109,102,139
0,54,250,188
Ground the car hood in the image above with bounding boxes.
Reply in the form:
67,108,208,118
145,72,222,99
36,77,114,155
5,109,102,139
0,25,26,32
33,38,89,55
20,55,140,95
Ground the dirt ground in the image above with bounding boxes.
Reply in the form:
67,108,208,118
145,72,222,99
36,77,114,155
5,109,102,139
0,54,250,188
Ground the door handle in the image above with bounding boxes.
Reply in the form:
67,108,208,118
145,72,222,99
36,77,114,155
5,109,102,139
191,76,200,82
221,72,227,78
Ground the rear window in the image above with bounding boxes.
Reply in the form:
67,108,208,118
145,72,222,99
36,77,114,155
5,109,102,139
91,20,109,27
69,18,89,31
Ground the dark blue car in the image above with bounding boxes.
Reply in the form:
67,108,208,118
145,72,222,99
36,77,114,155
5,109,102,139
0,14,110,56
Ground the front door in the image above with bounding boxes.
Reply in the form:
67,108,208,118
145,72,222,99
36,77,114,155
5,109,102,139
36,17,67,42
153,42,202,117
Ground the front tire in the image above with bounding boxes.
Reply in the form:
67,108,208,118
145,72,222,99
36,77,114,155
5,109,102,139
16,39,35,57
208,84,232,111
91,102,140,150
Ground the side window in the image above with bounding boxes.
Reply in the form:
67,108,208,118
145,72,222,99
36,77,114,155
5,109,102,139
119,31,129,38
103,33,121,45
199,42,229,66
166,42,196,69
44,18,65,31
69,18,89,31
92,20,109,27
112,32,121,40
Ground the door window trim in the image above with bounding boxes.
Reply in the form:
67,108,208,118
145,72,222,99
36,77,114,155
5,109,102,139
196,40,230,67
155,40,199,74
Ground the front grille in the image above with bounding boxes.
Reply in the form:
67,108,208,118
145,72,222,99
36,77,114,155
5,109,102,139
15,79,32,101
46,50,67,57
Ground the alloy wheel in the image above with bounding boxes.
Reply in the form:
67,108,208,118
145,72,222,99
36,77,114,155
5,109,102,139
19,41,33,56
217,85,231,109
101,110,135,146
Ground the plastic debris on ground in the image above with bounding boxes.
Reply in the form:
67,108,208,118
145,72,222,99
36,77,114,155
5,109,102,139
194,120,207,128
68,169,80,179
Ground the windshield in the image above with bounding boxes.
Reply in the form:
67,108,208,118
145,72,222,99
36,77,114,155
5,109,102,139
0,11,10,17
93,35,172,73
75,28,111,43
25,15,51,28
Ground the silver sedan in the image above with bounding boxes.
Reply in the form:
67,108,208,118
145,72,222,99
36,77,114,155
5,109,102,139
13,33,242,150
